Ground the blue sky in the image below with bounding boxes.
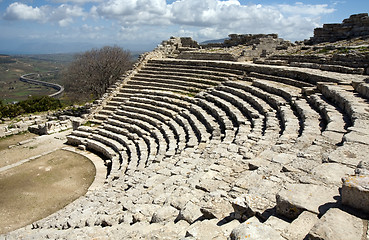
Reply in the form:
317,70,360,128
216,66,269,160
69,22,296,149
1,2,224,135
0,0,367,54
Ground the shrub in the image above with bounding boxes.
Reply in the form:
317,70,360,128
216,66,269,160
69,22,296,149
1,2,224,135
0,96,62,119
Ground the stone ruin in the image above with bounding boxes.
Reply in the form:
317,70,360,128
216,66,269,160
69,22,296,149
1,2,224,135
306,13,369,44
2,14,369,240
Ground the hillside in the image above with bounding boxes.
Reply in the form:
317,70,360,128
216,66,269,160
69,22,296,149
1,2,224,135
0,54,72,103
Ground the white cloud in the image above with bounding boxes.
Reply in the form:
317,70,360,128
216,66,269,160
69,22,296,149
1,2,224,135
2,0,337,46
278,3,335,16
51,0,102,4
3,2,45,21
3,2,85,26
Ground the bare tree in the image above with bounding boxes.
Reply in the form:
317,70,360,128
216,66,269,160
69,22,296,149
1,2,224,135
64,46,133,101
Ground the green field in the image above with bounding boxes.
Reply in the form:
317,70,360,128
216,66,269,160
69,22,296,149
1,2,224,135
0,54,73,104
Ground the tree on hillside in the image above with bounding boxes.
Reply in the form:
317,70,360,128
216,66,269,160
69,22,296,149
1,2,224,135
64,46,133,101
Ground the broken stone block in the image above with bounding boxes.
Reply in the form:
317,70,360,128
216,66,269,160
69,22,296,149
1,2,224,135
264,216,289,234
230,216,285,240
276,184,339,219
307,208,365,240
185,219,222,239
355,161,369,176
231,193,273,221
151,206,179,223
282,211,318,240
176,201,203,224
341,175,369,213
200,195,233,220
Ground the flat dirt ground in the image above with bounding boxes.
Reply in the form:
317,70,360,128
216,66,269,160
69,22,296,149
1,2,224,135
0,134,96,234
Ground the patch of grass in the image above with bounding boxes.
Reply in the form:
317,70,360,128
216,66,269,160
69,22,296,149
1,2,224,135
317,48,330,54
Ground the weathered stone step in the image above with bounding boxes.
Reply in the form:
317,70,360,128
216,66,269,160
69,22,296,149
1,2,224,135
115,108,176,156
147,59,246,76
195,98,235,142
217,84,281,137
104,120,156,166
136,72,221,86
142,64,243,79
129,76,213,91
249,71,314,88
110,114,167,163
292,98,322,141
290,61,366,75
96,127,140,171
353,79,369,100
129,91,203,147
251,78,302,101
318,83,369,145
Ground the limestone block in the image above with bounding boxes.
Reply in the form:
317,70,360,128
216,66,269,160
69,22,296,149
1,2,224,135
307,208,365,240
311,163,353,186
276,183,339,220
71,117,84,130
219,219,241,238
355,160,369,176
229,216,285,240
200,196,233,220
264,216,289,234
150,206,179,223
176,201,203,224
272,153,296,165
231,193,273,221
185,219,222,239
341,175,369,213
282,211,318,240
328,143,369,168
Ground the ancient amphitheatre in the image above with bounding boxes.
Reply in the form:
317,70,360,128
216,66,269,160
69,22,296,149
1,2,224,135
1,13,369,239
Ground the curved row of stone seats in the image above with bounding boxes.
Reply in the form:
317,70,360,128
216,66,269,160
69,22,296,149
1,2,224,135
126,77,209,94
194,97,236,143
104,118,155,170
317,82,369,145
224,80,300,144
134,72,221,86
352,78,369,100
95,58,248,123
214,82,281,146
130,90,212,145
113,109,171,155
126,92,199,147
146,59,245,78
308,93,349,144
118,103,178,154
263,54,367,75
201,90,263,143
248,72,314,88
66,129,119,178
131,90,225,144
199,86,281,157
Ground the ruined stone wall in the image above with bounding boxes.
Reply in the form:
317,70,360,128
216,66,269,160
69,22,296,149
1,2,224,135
307,13,369,44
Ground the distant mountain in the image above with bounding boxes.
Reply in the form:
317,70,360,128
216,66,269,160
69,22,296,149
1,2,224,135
200,38,229,45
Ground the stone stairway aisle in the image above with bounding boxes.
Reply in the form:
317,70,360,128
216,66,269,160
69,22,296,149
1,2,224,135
3,58,369,240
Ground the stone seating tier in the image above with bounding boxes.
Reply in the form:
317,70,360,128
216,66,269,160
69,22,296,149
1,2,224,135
7,55,369,239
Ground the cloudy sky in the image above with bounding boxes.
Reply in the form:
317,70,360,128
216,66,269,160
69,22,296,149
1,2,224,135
0,0,367,53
